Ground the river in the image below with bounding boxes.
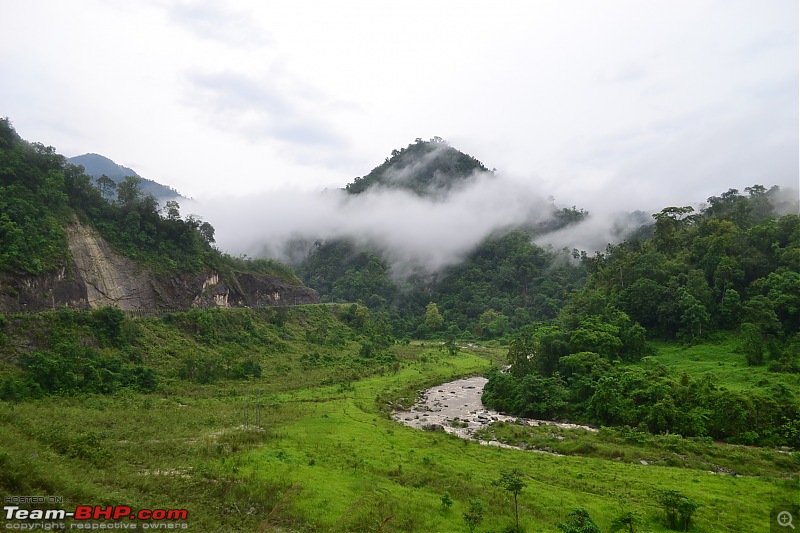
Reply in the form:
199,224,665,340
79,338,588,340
392,375,596,451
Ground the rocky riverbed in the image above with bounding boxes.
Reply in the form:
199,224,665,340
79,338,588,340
392,376,596,451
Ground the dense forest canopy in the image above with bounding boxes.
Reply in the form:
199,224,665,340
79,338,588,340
297,138,596,338
483,186,800,447
345,137,489,196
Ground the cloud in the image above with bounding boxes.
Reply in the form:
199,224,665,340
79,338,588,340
166,0,271,47
185,169,638,278
186,70,346,149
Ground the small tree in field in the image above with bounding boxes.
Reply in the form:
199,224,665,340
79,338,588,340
493,469,527,532
611,510,642,533
463,499,484,533
440,491,453,511
558,508,601,533
658,490,699,531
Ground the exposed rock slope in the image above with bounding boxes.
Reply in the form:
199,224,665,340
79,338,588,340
0,223,319,312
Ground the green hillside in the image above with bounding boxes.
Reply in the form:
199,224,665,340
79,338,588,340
1,119,798,531
0,306,795,532
345,137,489,196
68,152,186,202
483,187,800,447
0,118,297,282
298,139,591,339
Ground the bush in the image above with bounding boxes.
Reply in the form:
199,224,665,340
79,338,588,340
658,490,700,531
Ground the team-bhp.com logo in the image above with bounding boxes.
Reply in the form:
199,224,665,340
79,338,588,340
4,504,188,529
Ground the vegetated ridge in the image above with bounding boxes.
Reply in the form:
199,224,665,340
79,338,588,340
482,186,800,447
68,152,187,202
345,136,490,196
297,137,592,339
0,124,797,531
0,118,318,312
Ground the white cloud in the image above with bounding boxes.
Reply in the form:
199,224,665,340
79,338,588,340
0,0,796,214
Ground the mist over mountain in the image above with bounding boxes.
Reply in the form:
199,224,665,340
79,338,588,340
68,153,186,202
345,137,490,197
190,139,649,277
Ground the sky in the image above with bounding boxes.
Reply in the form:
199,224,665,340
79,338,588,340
1,0,798,257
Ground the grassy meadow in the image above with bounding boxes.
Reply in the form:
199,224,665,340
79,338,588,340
0,307,797,532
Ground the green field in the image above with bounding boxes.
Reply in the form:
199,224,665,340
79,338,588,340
0,308,797,532
648,334,800,393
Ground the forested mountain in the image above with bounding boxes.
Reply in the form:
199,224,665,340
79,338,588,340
345,137,489,196
297,138,593,338
0,118,315,311
68,153,186,202
483,186,800,447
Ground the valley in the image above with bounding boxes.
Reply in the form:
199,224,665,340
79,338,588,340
1,119,798,531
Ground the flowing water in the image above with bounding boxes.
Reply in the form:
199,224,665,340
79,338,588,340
392,375,596,452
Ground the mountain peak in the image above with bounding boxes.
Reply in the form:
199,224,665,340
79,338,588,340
345,138,490,197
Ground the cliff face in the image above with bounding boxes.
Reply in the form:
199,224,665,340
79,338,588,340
0,223,319,313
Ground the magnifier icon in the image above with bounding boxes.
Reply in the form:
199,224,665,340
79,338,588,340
778,511,795,529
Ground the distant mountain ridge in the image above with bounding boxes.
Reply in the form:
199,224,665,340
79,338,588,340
68,153,186,202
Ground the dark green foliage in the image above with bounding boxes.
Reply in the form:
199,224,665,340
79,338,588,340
658,490,700,531
0,118,70,274
90,307,127,347
482,370,568,419
345,137,488,196
462,498,485,533
16,343,157,396
299,229,586,338
0,119,300,281
233,359,262,379
440,491,453,511
483,185,800,443
610,510,641,533
557,508,601,533
485,208,800,446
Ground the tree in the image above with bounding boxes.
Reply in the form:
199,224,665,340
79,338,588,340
164,200,181,221
558,508,601,533
96,174,116,200
658,490,699,531
116,175,143,207
424,302,444,331
198,221,216,244
493,469,527,532
610,510,641,533
440,491,453,511
677,290,710,340
507,333,536,377
652,206,695,253
719,288,742,328
463,499,484,533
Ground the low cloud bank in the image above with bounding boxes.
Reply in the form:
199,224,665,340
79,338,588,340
186,171,651,275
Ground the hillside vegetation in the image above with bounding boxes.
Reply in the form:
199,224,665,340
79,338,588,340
484,186,800,447
0,118,298,281
0,306,795,532
1,121,798,530
298,138,590,339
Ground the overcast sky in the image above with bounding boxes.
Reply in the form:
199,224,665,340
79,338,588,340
1,0,798,214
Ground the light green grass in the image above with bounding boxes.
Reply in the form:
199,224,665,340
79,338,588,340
649,333,800,392
230,358,797,532
0,310,796,531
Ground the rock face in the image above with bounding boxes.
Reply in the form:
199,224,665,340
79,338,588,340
0,223,319,312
